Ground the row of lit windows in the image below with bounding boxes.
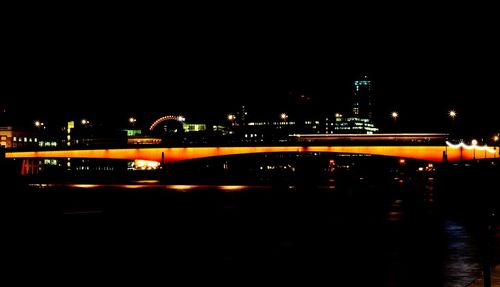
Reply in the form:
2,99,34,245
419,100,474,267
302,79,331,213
39,141,58,147
12,137,38,143
183,124,207,132
346,117,370,123
44,159,59,165
354,80,370,86
248,122,297,126
71,166,114,171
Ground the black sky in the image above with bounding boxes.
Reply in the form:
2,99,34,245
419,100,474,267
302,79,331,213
2,4,499,133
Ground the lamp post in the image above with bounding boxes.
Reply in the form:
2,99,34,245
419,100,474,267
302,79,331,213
391,112,398,131
472,139,478,160
494,135,499,158
447,110,457,136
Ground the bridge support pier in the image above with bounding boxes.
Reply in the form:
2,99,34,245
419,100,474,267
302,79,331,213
161,152,165,169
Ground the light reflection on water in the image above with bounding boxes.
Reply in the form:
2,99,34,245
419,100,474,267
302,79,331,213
443,220,481,287
25,180,481,285
28,183,275,191
28,183,337,192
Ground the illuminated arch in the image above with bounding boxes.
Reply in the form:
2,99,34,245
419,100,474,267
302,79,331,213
149,115,186,131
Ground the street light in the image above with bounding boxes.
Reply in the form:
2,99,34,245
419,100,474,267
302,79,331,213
227,114,237,127
448,110,457,120
391,112,398,131
280,113,288,121
129,117,137,124
81,119,89,125
34,120,45,128
391,112,398,121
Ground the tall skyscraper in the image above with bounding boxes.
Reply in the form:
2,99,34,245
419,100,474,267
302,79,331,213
335,74,378,134
352,74,373,120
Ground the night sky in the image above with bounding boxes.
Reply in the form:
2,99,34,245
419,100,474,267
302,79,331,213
2,4,499,134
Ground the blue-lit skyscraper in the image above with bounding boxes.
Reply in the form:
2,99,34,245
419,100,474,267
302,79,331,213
335,75,378,134
352,74,373,120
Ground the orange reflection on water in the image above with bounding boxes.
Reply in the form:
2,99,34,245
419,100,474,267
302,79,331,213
165,185,197,191
69,184,100,188
121,185,145,189
133,180,160,184
217,185,249,192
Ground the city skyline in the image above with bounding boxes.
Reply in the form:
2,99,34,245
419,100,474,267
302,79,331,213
2,71,497,135
3,5,499,134
2,6,500,285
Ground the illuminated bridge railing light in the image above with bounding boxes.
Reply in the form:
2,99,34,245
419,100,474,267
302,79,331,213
445,141,496,153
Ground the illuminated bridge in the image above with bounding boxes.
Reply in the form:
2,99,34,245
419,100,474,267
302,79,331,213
5,134,498,163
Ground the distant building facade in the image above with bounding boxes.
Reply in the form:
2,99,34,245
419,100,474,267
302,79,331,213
0,126,40,149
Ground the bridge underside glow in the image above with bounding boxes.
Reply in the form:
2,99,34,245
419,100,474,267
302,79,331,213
6,145,498,163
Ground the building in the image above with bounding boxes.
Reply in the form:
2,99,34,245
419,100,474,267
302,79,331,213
0,126,40,149
233,117,324,144
64,121,127,147
334,114,378,134
335,75,379,134
124,129,162,145
353,74,373,120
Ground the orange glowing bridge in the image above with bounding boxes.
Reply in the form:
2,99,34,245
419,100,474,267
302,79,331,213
5,133,498,163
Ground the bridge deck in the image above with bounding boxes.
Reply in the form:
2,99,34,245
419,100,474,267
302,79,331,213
5,145,498,162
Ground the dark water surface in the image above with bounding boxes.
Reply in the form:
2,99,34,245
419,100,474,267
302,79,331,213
3,180,482,286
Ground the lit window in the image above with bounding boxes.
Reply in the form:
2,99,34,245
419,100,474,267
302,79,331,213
13,137,17,142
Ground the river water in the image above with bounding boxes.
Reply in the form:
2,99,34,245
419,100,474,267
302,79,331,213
4,178,483,286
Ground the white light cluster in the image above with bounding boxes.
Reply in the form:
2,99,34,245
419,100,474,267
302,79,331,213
445,141,496,153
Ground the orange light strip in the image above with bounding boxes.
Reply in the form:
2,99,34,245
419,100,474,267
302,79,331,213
6,145,492,163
